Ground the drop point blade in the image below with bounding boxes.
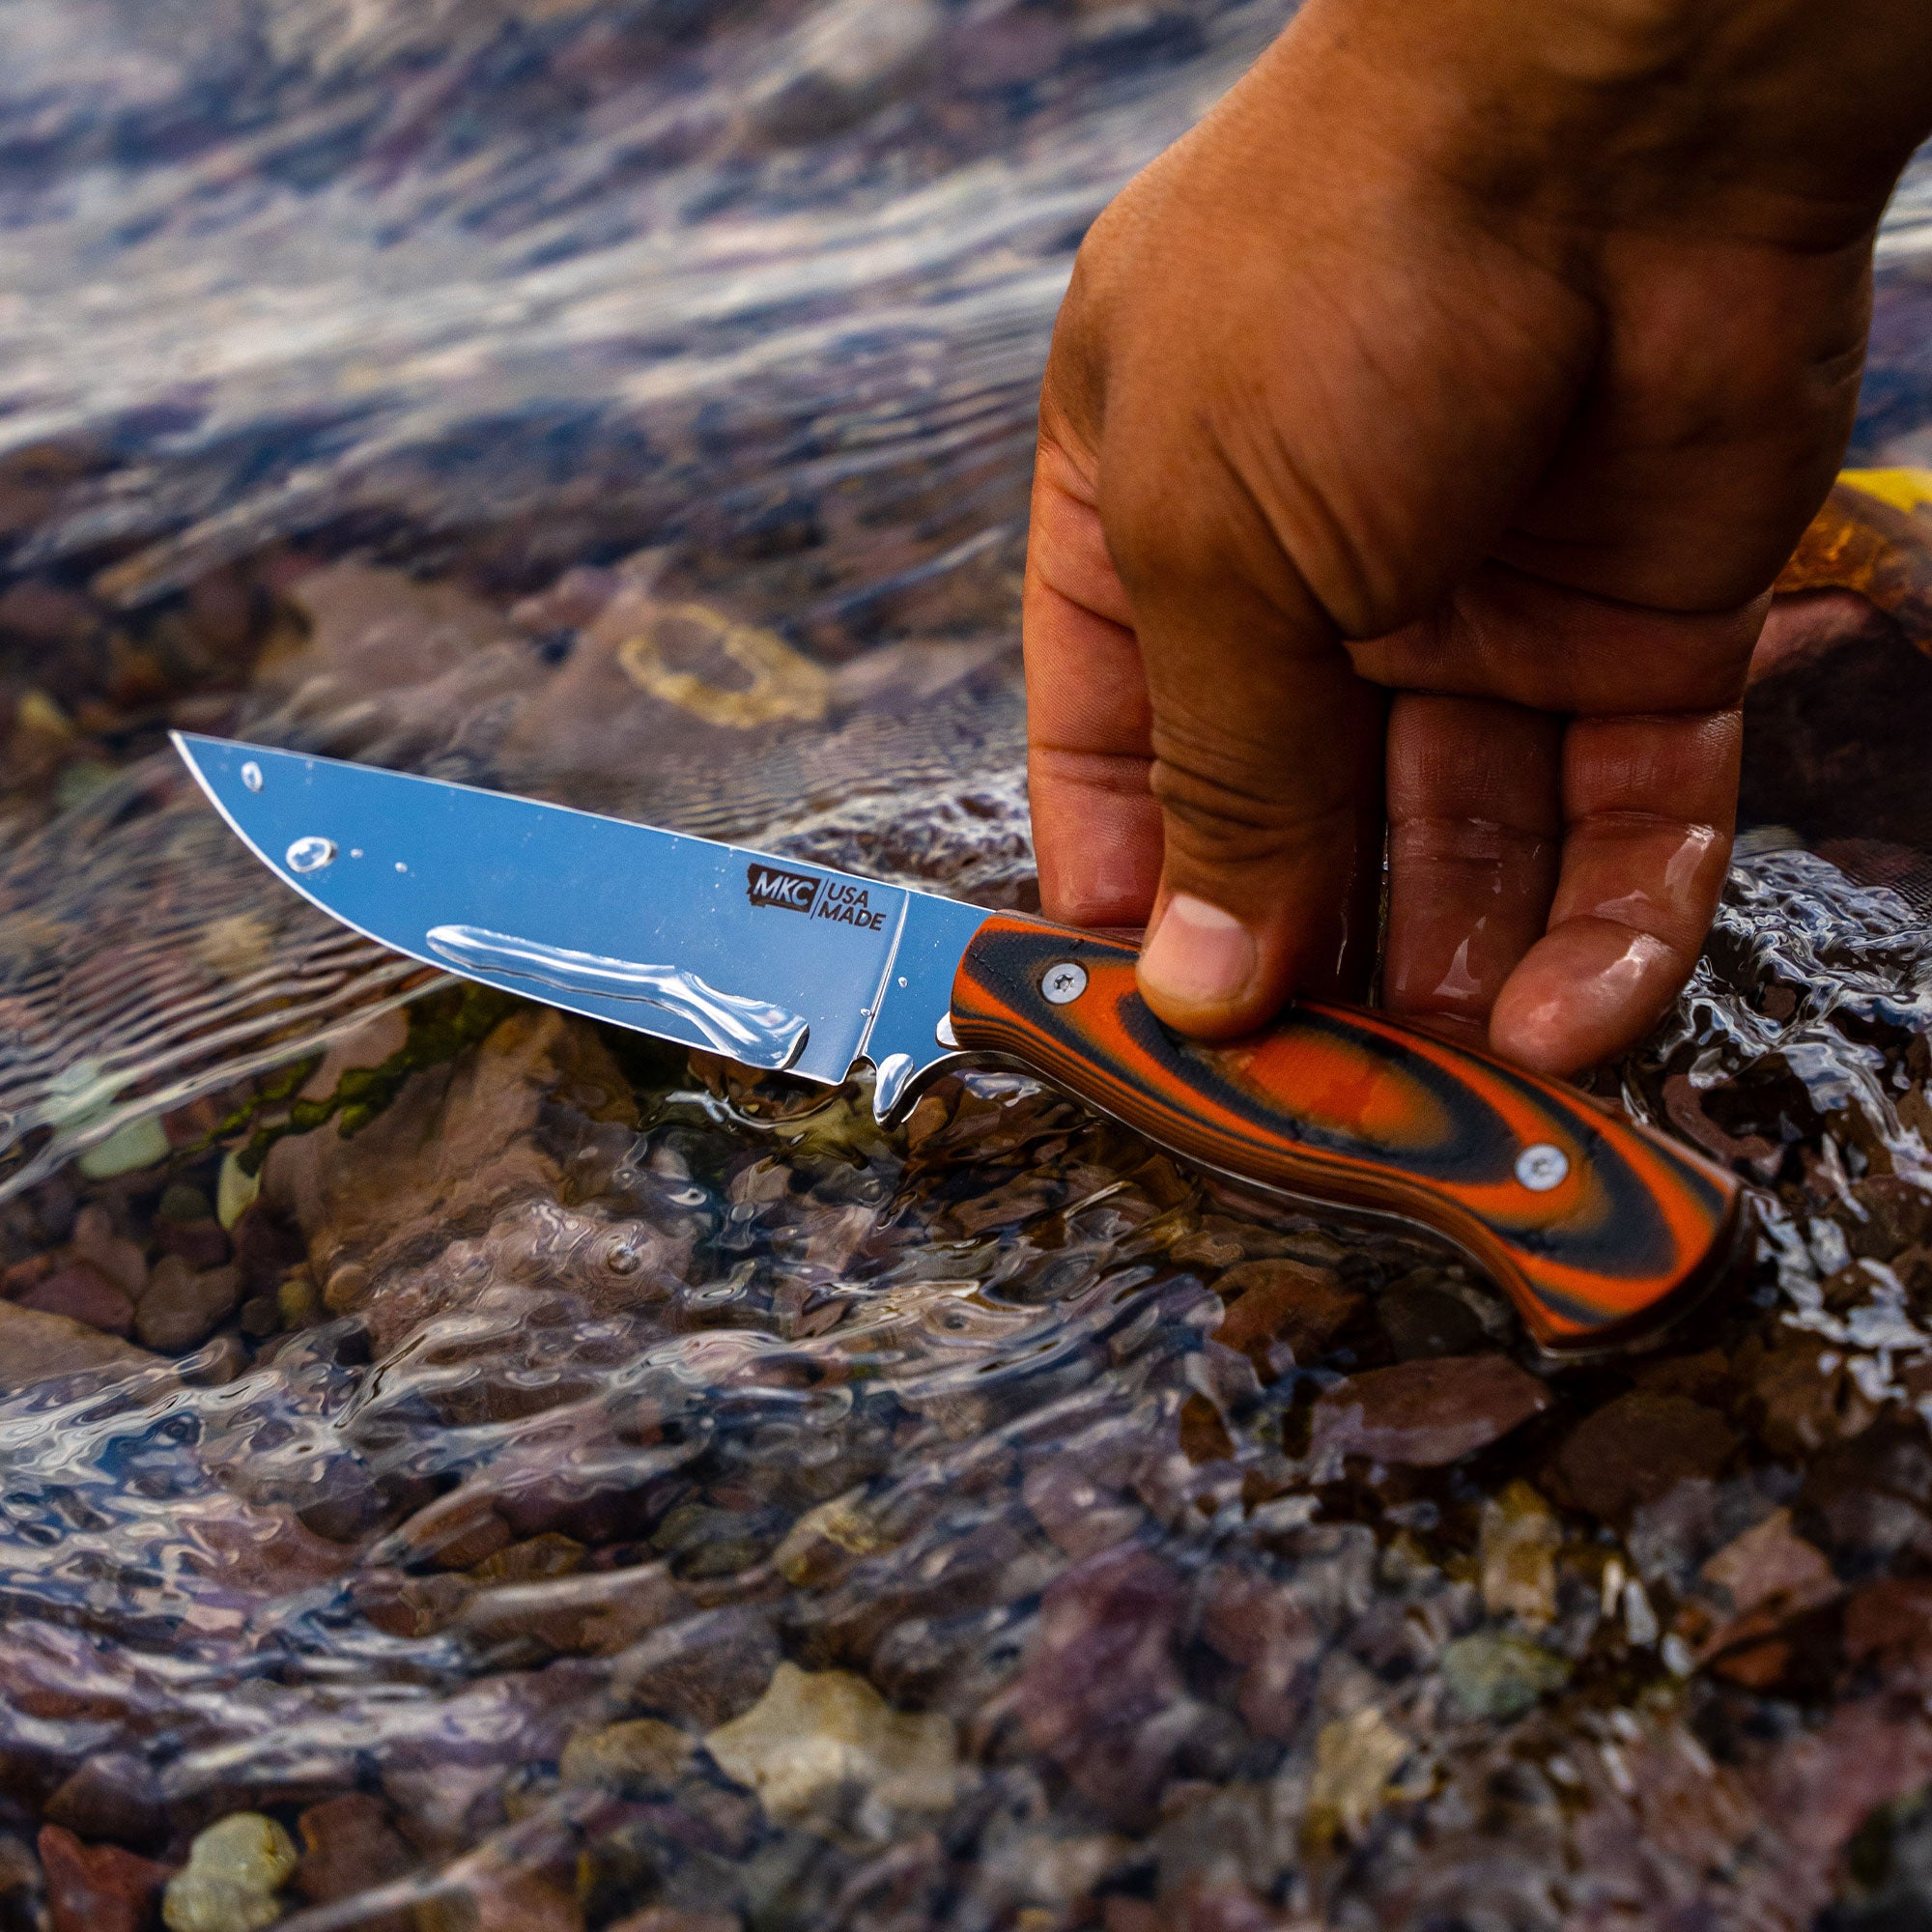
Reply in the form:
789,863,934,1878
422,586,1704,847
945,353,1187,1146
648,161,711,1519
171,733,985,1115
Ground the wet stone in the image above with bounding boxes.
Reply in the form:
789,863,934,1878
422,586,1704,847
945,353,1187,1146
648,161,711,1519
1479,1480,1562,1628
1310,1355,1550,1469
155,1217,230,1271
704,1662,957,1826
1376,1274,1488,1360
1212,1258,1360,1377
39,1827,171,1932
134,1257,242,1352
0,1300,162,1395
43,1753,167,1854
1438,1632,1571,1720
1739,1331,1880,1457
1308,1705,1410,1843
1552,1392,1741,1525
294,1793,416,1911
16,1260,134,1335
161,1814,297,1932
559,1717,694,1789
611,1607,781,1730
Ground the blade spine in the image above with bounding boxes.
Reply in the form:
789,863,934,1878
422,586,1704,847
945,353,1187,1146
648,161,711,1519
168,731,844,1089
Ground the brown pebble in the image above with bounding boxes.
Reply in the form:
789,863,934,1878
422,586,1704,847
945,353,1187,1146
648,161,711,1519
1551,1392,1739,1524
43,1755,166,1854
1179,1392,1236,1464
559,1717,693,1789
69,1206,147,1299
17,1262,134,1336
1843,1577,1932,1671
1310,1354,1549,1468
1213,1259,1360,1378
1374,1275,1487,1360
37,1826,170,1932
611,1606,780,1730
0,1301,161,1396
324,1262,371,1314
154,1217,230,1271
134,1257,241,1352
296,1792,416,1908
1737,1333,1877,1458
239,1294,283,1338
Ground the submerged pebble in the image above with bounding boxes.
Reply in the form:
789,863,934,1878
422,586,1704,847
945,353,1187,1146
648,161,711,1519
162,1816,298,1932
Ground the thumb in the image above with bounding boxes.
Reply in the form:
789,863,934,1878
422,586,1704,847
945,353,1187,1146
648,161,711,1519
1122,529,1389,1037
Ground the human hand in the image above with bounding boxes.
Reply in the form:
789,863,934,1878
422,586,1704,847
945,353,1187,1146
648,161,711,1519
1025,0,1932,1073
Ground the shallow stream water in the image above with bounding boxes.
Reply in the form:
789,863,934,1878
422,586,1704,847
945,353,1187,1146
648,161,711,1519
3,5,1932,1929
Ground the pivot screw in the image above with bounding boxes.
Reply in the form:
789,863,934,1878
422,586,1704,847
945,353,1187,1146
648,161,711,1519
1516,1143,1569,1192
1041,961,1089,1006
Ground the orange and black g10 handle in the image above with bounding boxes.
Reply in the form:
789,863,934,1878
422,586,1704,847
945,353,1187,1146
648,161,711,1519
950,916,1744,1354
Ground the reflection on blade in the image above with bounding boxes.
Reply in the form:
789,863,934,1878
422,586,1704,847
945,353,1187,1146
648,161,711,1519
426,924,809,1069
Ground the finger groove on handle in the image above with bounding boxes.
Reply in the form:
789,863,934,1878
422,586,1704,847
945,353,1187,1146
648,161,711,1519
951,915,1742,1351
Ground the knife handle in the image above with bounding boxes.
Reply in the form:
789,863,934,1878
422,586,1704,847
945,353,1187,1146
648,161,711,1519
949,915,1743,1353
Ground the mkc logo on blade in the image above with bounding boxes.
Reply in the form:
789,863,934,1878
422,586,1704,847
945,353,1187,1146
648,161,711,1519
745,864,888,931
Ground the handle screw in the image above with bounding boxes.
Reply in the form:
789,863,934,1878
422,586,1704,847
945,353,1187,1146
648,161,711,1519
1041,961,1089,1006
1516,1143,1569,1191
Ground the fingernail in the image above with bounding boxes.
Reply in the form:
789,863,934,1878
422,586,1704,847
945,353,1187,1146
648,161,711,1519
1139,894,1257,1009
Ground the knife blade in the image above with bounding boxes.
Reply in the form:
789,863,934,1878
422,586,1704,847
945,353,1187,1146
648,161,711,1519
172,731,1742,1354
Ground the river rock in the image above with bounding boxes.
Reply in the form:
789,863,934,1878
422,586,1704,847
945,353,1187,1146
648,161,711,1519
38,1825,170,1932
559,1717,693,1789
1479,1481,1562,1627
704,1662,956,1825
1310,1356,1550,1469
1014,1544,1191,1828
1200,1564,1321,1741
43,1752,167,1853
70,1205,148,1298
294,1792,416,1920
0,1301,163,1396
261,1006,641,1329
1738,1331,1879,1457
161,1813,297,1932
1376,1275,1488,1360
155,1217,230,1270
1307,1705,1409,1842
1439,1632,1571,1720
1212,1258,1359,1377
15,1259,134,1335
135,1257,242,1352
1552,1393,1740,1524
1680,1508,1841,1669
1843,1577,1932,1675
610,1606,781,1729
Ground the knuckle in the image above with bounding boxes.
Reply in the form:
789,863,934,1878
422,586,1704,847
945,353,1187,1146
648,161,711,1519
1149,737,1354,868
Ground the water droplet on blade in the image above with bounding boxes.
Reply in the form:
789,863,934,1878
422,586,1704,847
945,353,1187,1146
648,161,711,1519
286,837,337,874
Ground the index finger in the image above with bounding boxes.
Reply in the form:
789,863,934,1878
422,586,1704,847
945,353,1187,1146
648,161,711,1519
1024,435,1163,927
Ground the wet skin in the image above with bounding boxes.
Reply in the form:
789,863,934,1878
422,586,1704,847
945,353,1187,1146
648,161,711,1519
1024,0,1932,1073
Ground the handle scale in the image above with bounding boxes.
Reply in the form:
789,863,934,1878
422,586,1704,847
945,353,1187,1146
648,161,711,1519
950,916,1743,1353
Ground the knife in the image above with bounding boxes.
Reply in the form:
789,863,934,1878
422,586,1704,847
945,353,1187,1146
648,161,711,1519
172,732,1742,1354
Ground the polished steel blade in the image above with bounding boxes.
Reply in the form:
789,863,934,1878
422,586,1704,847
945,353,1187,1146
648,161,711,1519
171,734,986,1116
